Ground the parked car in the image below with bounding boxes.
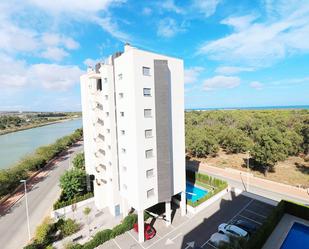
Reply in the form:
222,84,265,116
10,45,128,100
209,232,230,246
133,223,156,240
232,219,257,235
218,223,249,239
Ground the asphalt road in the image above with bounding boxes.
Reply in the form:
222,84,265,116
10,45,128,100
0,143,83,249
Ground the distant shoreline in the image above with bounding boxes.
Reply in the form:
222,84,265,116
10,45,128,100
186,105,309,111
0,117,80,136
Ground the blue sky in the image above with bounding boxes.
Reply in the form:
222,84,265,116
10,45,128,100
0,0,309,111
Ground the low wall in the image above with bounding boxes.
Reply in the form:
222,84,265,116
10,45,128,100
51,197,94,219
187,187,230,214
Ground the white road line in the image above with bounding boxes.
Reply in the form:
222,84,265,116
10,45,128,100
245,209,267,218
113,239,122,249
170,232,182,241
238,214,262,225
206,242,218,249
127,231,146,249
201,199,254,248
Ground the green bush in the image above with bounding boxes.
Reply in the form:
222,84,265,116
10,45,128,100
59,218,80,237
53,192,94,210
34,217,54,246
72,153,85,170
59,169,87,200
0,128,82,198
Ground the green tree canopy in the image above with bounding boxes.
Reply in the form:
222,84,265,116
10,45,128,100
72,153,85,170
59,169,87,200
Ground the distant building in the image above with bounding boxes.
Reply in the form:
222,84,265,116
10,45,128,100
80,44,186,242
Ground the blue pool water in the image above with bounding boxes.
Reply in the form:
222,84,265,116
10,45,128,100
186,182,208,202
280,222,309,249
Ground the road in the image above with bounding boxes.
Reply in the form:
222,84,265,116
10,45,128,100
0,143,83,249
194,165,309,205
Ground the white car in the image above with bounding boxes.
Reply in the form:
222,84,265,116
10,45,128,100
218,223,249,239
209,232,230,246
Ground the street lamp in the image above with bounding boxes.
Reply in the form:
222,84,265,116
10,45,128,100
247,151,250,192
20,180,31,241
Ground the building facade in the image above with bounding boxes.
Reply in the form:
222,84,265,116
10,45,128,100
80,44,186,242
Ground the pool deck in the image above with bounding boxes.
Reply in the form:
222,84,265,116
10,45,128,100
262,214,309,249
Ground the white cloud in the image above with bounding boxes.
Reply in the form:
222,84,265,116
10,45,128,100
184,67,204,84
203,75,241,91
192,0,221,17
41,33,79,50
83,58,103,67
221,14,258,31
215,66,254,75
250,81,263,90
41,47,69,61
198,1,309,66
157,18,186,38
142,7,152,16
161,0,184,14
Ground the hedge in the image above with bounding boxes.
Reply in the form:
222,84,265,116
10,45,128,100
0,128,83,198
53,192,94,210
186,171,228,207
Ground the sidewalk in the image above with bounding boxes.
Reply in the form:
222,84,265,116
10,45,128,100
0,141,82,216
190,163,309,203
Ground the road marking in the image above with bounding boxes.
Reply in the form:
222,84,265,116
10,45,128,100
238,214,262,225
201,199,254,248
165,232,182,245
113,239,122,249
185,241,195,249
245,209,267,218
206,242,218,249
170,232,182,241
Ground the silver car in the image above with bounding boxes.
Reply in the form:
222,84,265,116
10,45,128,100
218,223,249,239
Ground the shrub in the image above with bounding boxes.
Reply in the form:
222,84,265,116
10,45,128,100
53,192,94,210
59,169,87,200
59,218,80,237
34,217,54,245
72,153,85,170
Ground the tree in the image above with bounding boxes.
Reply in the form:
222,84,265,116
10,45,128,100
219,128,253,153
72,153,85,170
251,128,289,172
284,130,303,156
59,169,87,200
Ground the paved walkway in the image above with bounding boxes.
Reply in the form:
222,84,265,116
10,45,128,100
189,163,309,204
0,142,83,249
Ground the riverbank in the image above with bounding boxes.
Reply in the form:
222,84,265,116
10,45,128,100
0,117,81,136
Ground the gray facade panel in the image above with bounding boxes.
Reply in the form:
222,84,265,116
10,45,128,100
154,60,174,203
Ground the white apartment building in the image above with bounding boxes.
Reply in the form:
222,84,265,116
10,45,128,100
80,44,186,242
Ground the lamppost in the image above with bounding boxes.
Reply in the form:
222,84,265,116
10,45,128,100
20,180,31,241
247,151,250,192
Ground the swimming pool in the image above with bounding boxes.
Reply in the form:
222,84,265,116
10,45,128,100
186,182,209,203
280,222,309,249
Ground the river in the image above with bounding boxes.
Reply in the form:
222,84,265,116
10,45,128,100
0,118,82,169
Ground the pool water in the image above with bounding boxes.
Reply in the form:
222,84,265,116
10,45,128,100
186,182,209,203
280,222,309,249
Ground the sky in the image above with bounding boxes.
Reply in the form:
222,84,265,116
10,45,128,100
0,0,309,111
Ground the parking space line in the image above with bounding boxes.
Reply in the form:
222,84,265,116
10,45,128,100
207,242,218,249
201,239,211,248
245,209,267,218
113,239,122,249
127,231,146,249
238,214,262,225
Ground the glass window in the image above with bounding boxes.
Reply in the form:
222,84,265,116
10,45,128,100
97,118,104,125
96,103,103,110
145,129,152,138
144,109,152,118
143,67,150,76
120,112,124,117
98,134,105,141
122,166,127,172
118,73,123,80
104,77,108,83
145,149,153,158
121,130,125,135
119,93,124,98
123,184,127,190
121,148,126,153
96,79,102,91
143,88,151,96
147,188,154,198
108,145,111,150
146,169,154,178
107,129,110,133
105,95,108,100
106,112,109,117
109,161,112,166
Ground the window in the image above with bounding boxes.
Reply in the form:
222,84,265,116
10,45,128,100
105,95,108,100
122,166,127,172
108,145,111,150
120,112,124,117
143,67,150,76
145,129,152,138
99,149,105,156
118,73,123,80
106,112,109,117
146,169,154,178
109,161,112,166
107,129,110,133
143,88,151,97
120,130,125,135
121,148,126,153
144,109,152,118
119,93,124,98
123,184,127,190
98,134,105,141
104,77,108,83
147,188,154,198
145,149,153,158
97,118,104,125
96,79,102,91
97,103,103,110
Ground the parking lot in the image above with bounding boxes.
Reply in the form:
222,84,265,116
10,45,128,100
98,191,276,249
